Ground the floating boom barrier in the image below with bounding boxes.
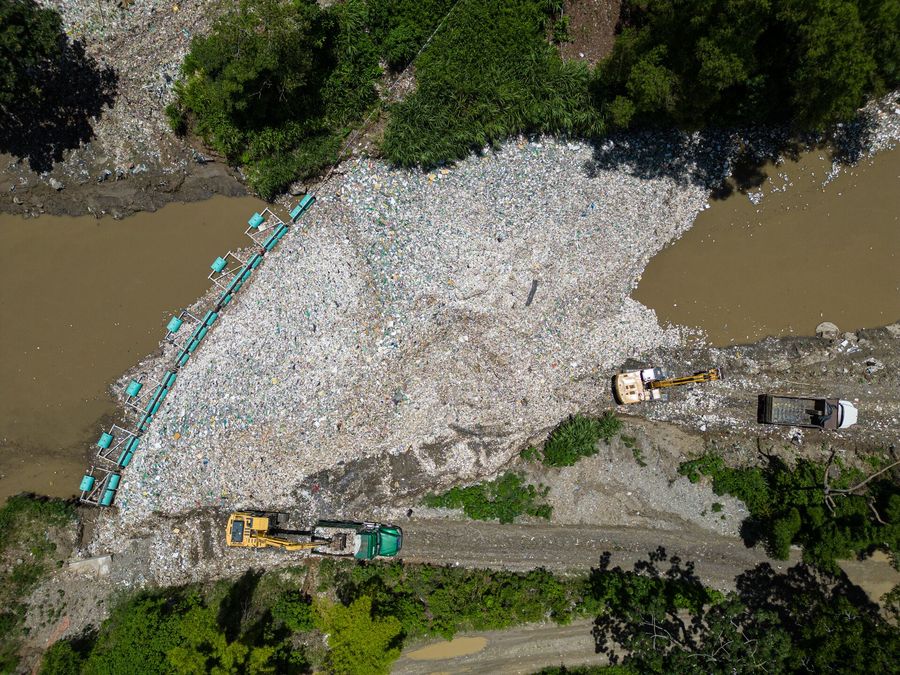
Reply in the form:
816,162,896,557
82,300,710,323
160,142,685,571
79,194,315,506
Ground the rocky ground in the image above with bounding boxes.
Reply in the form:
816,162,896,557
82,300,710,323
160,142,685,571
637,323,900,458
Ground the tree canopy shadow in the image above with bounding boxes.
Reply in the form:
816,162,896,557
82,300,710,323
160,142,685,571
582,106,882,202
587,547,710,663
735,560,879,619
586,549,894,671
0,38,117,172
217,568,263,641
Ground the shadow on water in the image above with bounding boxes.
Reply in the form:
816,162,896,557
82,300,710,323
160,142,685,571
581,104,881,200
0,38,117,172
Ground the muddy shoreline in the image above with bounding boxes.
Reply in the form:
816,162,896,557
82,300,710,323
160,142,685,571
1,158,247,220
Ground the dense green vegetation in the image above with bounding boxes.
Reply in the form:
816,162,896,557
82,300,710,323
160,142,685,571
322,559,592,639
678,453,900,570
40,561,596,674
534,413,622,467
171,0,899,197
597,0,898,131
41,554,899,674
379,0,601,166
314,596,402,674
41,582,301,674
423,471,552,522
590,552,900,673
169,0,381,199
0,0,63,110
0,496,75,672
172,0,590,195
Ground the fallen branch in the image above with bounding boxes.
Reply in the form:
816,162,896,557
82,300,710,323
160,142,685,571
822,448,900,517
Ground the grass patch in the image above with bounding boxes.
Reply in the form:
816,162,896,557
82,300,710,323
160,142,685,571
539,413,622,467
380,0,602,167
422,472,551,523
621,435,646,467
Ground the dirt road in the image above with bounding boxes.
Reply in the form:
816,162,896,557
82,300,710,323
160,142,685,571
400,519,799,590
635,323,900,454
393,620,603,675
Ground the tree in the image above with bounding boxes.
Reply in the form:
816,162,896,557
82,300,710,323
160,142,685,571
81,595,181,675
596,0,892,130
858,0,900,91
678,452,900,571
314,596,402,675
591,551,900,672
39,641,84,675
0,0,63,111
590,551,791,673
172,0,380,199
271,590,315,633
780,0,876,129
166,598,275,675
736,563,900,672
175,0,328,159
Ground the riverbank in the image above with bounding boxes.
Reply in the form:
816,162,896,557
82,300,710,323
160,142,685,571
635,145,900,344
100,88,899,528
0,196,265,500
11,101,899,672
1,0,245,219
4,0,898,221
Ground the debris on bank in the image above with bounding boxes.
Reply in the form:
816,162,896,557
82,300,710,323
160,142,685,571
113,136,722,527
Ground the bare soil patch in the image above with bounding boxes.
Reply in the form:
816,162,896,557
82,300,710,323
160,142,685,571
559,0,622,66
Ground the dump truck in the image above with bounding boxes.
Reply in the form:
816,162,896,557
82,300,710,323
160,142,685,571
225,512,402,560
757,395,858,430
613,367,722,405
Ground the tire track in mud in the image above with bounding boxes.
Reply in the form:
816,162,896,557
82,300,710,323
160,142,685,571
399,519,800,590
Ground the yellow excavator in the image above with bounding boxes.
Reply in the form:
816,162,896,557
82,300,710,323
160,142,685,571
613,367,721,405
225,512,403,559
226,512,322,551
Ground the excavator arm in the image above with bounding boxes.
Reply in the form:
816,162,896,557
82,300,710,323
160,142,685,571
646,368,721,390
254,535,321,551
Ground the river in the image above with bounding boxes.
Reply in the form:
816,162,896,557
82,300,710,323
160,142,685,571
0,196,264,500
634,146,900,345
1,147,898,500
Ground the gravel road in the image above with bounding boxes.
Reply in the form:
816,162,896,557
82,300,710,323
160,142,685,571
399,519,799,591
393,619,603,675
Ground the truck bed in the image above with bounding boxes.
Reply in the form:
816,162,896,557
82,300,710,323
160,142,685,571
758,395,840,429
312,525,359,556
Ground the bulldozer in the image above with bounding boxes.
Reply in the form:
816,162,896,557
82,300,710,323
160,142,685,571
613,367,721,405
225,512,402,560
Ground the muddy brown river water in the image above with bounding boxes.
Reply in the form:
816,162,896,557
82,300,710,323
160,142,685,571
0,196,264,499
1,147,898,501
635,146,900,345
